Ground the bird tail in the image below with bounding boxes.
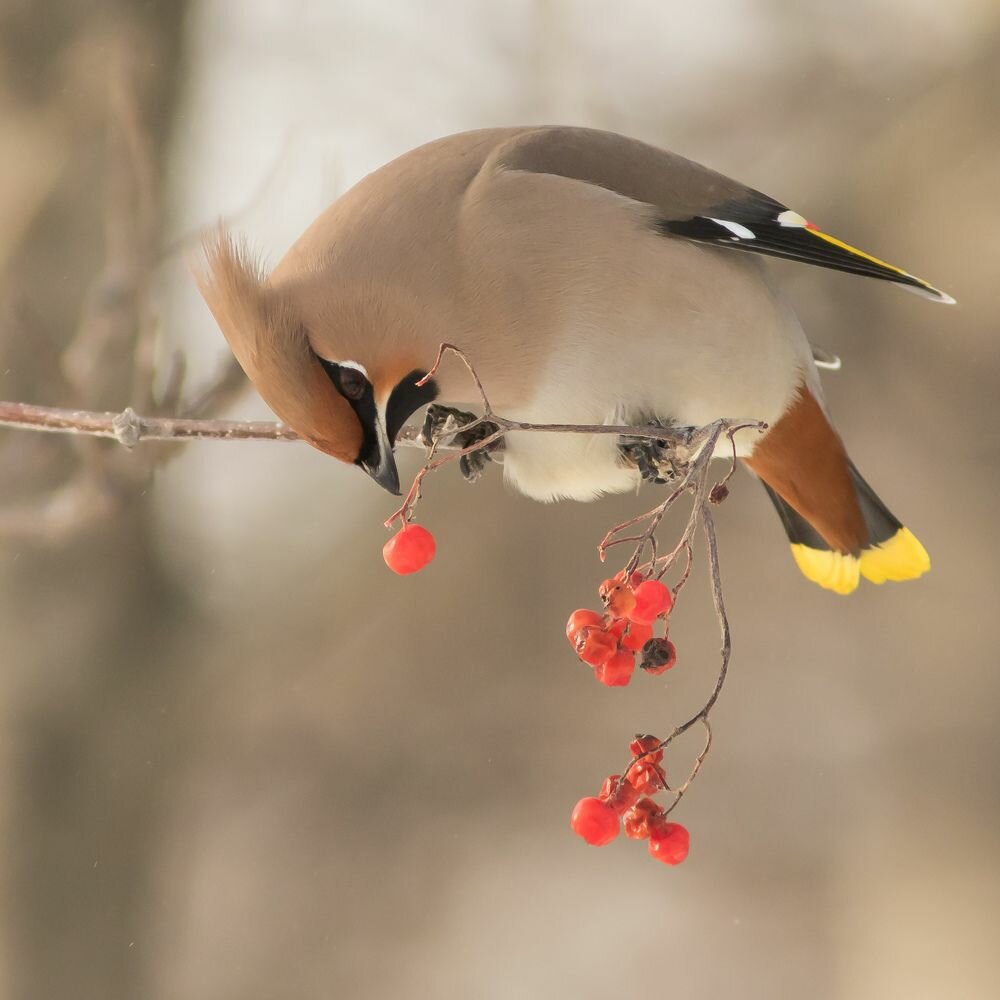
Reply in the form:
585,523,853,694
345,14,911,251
762,463,930,595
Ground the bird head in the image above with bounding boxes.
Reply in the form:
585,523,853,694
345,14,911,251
195,230,437,495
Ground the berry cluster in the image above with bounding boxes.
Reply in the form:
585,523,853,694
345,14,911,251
383,527,696,865
565,571,677,687
570,735,690,865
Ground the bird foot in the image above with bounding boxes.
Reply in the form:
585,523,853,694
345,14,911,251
421,404,503,484
618,421,688,485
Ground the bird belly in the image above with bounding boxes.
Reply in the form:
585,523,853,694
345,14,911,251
452,196,815,503
499,411,640,502
493,284,809,503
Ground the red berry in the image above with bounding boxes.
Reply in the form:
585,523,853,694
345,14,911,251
595,648,635,687
626,760,667,796
603,582,637,618
647,820,690,865
382,524,436,575
598,774,642,814
640,638,677,676
622,798,664,840
605,617,629,641
575,627,618,667
599,570,643,601
570,796,620,846
628,734,664,765
620,620,653,652
566,609,604,644
629,580,673,624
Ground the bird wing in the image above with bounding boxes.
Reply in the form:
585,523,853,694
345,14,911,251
490,127,954,304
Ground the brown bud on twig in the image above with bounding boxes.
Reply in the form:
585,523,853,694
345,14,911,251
709,482,729,504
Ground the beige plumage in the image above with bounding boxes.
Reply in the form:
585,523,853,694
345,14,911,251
198,126,951,593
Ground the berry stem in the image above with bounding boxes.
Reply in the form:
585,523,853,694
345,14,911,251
612,483,736,826
401,346,751,839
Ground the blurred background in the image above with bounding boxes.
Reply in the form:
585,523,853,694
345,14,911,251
1,1,998,998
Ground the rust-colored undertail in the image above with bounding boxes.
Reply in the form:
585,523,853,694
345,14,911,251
744,388,929,594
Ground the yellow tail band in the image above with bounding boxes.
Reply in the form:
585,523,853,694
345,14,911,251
858,527,931,584
791,527,930,595
791,545,861,595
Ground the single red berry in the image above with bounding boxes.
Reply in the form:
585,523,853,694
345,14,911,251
382,523,436,575
594,648,635,687
598,774,619,799
627,760,667,796
622,798,664,840
599,569,643,599
603,582,637,619
566,608,604,645
620,620,653,652
639,638,677,676
628,580,674,624
575,627,618,667
628,734,664,765
605,617,629,641
647,820,690,865
598,774,642,814
570,796,620,846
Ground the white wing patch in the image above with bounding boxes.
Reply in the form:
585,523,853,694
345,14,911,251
777,210,809,228
708,217,756,240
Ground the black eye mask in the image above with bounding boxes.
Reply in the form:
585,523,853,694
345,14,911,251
336,365,368,401
385,369,438,445
319,360,379,466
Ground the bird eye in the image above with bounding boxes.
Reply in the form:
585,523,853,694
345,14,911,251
338,367,368,401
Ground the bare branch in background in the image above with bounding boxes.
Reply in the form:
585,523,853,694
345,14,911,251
0,51,268,543
0,400,299,446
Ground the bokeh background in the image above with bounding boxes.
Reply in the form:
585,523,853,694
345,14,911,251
1,2,998,998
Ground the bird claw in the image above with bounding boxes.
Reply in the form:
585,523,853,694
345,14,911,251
618,422,683,484
421,404,477,447
459,450,491,483
421,404,503,483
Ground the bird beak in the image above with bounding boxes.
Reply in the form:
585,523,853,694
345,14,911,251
362,417,401,495
365,451,401,494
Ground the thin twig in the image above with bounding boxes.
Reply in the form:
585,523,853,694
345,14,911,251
612,448,740,819
0,401,299,445
0,399,750,454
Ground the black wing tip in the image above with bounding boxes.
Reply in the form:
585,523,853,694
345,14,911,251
657,216,957,305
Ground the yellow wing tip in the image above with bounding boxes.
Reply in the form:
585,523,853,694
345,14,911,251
791,544,861,595
859,527,931,584
806,226,955,304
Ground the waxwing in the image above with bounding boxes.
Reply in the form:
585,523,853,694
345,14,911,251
197,126,953,595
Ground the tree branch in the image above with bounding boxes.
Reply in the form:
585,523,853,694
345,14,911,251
0,398,759,453
0,399,300,446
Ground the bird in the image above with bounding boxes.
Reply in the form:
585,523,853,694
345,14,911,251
197,126,953,595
